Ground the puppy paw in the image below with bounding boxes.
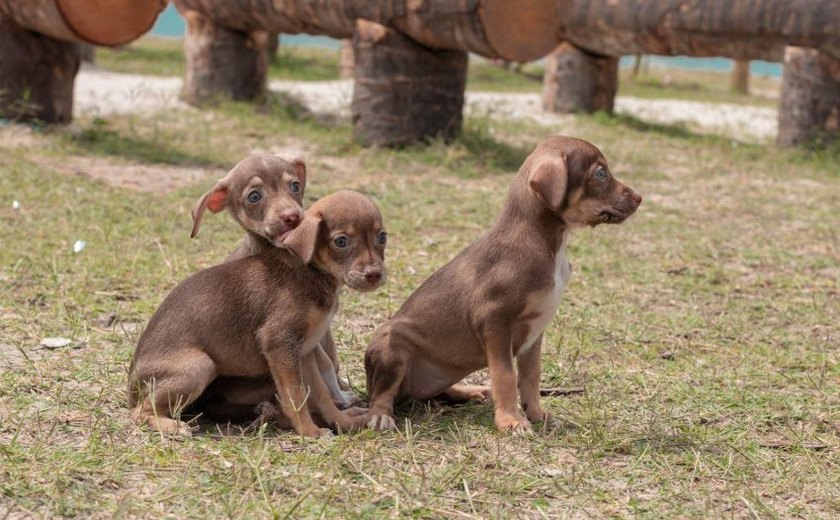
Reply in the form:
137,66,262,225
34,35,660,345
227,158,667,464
299,426,334,438
344,406,369,417
333,390,364,409
495,413,533,435
367,413,397,431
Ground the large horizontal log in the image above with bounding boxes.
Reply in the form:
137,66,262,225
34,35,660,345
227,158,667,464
562,0,840,62
0,0,165,46
173,0,561,62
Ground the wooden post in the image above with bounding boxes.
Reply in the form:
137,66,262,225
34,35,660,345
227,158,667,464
778,47,840,148
339,38,354,79
267,32,279,62
181,10,268,104
351,20,467,147
731,59,750,93
0,15,79,123
542,43,618,114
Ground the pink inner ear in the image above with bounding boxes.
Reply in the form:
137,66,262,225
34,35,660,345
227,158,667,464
206,187,228,213
293,159,306,186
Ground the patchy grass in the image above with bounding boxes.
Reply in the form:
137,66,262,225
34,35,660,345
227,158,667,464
1,77,839,519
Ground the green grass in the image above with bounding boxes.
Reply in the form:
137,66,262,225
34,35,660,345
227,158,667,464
1,52,838,518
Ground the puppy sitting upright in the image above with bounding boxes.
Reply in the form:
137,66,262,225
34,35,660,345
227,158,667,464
191,154,361,410
129,190,387,437
364,136,642,433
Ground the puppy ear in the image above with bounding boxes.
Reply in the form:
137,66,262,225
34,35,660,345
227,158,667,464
190,184,228,238
528,156,568,211
281,214,321,263
291,158,307,189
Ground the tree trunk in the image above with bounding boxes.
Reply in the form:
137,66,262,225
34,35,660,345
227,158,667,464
778,47,840,148
79,43,95,63
339,38,353,79
731,59,750,94
562,0,840,62
181,9,268,104
351,20,467,147
0,0,164,46
266,32,279,62
173,0,560,62
542,43,618,114
0,15,79,123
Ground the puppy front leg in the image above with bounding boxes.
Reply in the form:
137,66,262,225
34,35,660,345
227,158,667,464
262,345,330,438
484,330,532,434
315,343,362,409
517,334,557,428
302,352,368,433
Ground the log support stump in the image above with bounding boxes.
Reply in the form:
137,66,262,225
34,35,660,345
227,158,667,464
351,20,467,147
778,46,840,148
181,10,268,104
542,43,618,114
0,16,79,123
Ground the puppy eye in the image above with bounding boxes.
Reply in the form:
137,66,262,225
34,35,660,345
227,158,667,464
290,181,301,194
333,236,349,248
378,231,387,246
247,190,261,203
595,167,608,181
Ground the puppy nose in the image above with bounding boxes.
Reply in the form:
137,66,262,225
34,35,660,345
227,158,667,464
364,266,382,283
628,190,642,205
281,210,301,227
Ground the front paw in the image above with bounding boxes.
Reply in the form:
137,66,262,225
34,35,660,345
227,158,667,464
367,413,397,431
333,389,364,409
495,412,533,435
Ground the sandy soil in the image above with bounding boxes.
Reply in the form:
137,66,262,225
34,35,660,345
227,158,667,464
72,67,779,144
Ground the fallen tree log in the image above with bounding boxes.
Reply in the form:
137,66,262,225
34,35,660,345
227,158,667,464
561,0,840,63
173,0,561,62
0,0,164,46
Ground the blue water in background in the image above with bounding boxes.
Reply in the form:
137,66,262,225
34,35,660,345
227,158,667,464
152,4,782,77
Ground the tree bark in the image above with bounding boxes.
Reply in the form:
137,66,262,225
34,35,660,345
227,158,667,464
173,0,560,62
0,15,79,123
778,47,840,148
0,0,164,46
542,43,618,114
351,20,467,147
339,38,353,79
562,0,840,63
181,9,269,104
267,32,279,62
731,59,750,94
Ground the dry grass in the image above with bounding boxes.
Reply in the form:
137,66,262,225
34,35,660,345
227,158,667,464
1,78,838,518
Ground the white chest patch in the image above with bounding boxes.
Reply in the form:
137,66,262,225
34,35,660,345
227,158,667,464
519,245,572,352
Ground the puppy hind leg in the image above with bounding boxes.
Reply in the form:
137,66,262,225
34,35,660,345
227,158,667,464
364,332,407,431
131,349,218,436
436,383,492,403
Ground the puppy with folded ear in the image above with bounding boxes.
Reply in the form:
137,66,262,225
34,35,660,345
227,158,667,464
128,190,387,437
191,154,306,255
195,154,362,410
364,136,642,434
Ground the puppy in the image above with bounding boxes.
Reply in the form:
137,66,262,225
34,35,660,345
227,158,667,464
190,153,305,252
364,136,642,433
128,190,387,437
192,154,361,409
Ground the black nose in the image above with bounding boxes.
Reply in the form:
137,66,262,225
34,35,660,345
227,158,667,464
281,210,301,227
364,267,382,283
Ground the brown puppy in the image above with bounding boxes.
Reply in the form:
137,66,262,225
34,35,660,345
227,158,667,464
191,153,306,250
192,154,361,410
128,190,387,436
364,136,642,433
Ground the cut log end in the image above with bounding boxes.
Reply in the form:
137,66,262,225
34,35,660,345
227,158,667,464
351,20,467,147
